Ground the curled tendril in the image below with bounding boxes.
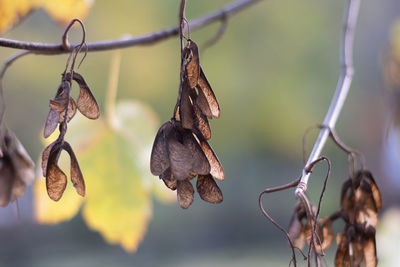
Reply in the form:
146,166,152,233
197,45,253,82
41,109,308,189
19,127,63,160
258,176,306,267
202,12,228,52
302,124,366,177
62,19,86,51
303,157,331,266
258,156,331,266
62,19,87,76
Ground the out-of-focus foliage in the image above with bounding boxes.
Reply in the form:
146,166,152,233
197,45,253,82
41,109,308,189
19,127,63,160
376,207,400,267
34,100,175,252
0,0,94,34
383,19,400,128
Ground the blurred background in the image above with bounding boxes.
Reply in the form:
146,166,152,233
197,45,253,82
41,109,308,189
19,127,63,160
0,0,400,266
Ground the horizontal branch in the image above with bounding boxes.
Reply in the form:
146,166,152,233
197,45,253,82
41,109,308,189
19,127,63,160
0,0,261,54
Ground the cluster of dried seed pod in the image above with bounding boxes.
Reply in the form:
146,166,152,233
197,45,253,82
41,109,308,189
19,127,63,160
0,129,34,206
335,170,382,267
42,72,99,201
150,39,224,209
286,169,382,266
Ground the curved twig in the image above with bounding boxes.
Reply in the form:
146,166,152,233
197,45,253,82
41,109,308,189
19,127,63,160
259,188,305,267
0,0,261,54
295,0,361,195
304,157,331,266
202,13,228,52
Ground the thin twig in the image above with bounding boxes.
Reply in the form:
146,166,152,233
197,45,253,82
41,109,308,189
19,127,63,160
259,189,301,267
202,13,228,52
305,157,331,266
295,0,361,196
0,0,261,54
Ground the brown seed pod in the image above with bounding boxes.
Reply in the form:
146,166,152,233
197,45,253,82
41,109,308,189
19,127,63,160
0,129,34,207
196,174,223,203
150,121,174,176
44,80,71,138
71,72,100,119
62,142,85,197
197,68,220,118
177,179,194,209
184,39,200,89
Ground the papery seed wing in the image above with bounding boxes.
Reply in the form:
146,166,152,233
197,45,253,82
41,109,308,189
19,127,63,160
46,149,67,201
193,102,211,140
362,237,377,267
44,109,59,138
185,40,200,88
177,179,194,209
55,96,77,123
197,68,220,118
288,203,307,249
363,171,382,211
44,82,70,138
349,239,365,266
196,84,213,118
183,132,210,175
73,73,100,119
150,122,173,176
167,133,193,181
318,217,334,252
355,185,379,228
0,156,14,206
179,82,194,130
62,142,85,197
41,141,60,177
199,139,224,180
335,233,350,267
340,178,353,213
66,97,77,122
160,168,177,191
196,174,223,203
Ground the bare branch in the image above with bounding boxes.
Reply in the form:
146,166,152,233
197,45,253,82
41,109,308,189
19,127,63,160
0,0,261,54
295,0,361,196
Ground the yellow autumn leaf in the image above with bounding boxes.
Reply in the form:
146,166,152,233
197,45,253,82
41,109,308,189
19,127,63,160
0,0,93,34
41,0,94,26
34,100,175,252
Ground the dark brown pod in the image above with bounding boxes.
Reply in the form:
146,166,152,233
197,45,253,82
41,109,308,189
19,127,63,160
177,179,194,209
196,174,223,203
150,121,173,176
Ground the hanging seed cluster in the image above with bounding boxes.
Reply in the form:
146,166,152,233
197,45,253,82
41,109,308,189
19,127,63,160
0,129,34,206
286,170,382,266
150,39,224,209
42,72,100,201
335,170,382,267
